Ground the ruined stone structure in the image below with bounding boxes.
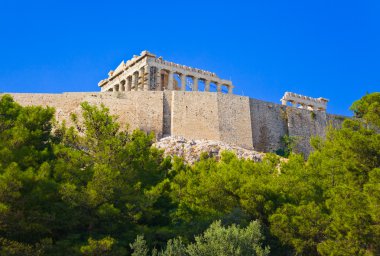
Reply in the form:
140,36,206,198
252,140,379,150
98,51,234,94
0,51,346,156
281,92,329,111
1,91,345,157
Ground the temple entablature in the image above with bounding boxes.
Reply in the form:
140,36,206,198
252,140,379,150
98,51,234,94
281,92,329,111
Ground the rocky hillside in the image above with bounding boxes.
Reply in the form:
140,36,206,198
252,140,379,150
154,136,265,164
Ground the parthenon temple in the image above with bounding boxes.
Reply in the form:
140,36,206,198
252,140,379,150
281,92,329,111
98,51,234,94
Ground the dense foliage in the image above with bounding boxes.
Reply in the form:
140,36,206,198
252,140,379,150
0,93,379,255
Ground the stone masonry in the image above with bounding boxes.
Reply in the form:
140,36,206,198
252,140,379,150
0,51,346,156
98,51,234,94
281,92,329,111
1,91,345,157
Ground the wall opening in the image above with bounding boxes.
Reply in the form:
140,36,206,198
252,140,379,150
198,79,205,91
120,80,126,92
186,77,193,91
221,85,229,94
161,70,169,90
209,82,218,92
174,73,181,90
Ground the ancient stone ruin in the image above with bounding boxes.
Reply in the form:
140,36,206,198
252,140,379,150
281,92,328,112
98,51,234,94
1,51,346,157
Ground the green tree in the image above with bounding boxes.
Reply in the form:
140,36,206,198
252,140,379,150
0,95,59,253
53,102,172,253
269,202,329,255
186,220,269,256
0,96,173,255
350,92,380,128
80,236,125,256
269,93,380,255
130,220,269,256
1,92,380,255
129,235,149,256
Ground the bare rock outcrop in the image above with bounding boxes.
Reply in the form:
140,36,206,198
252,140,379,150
153,136,264,164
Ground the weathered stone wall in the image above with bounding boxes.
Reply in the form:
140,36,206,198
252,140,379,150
249,99,288,152
4,93,90,127
327,114,346,129
87,92,164,137
3,92,165,138
162,91,173,136
217,94,253,149
249,99,345,156
170,91,221,141
1,91,346,156
286,108,327,156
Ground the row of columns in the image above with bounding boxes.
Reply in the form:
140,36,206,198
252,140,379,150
110,66,233,94
165,69,232,93
111,67,148,92
281,100,326,111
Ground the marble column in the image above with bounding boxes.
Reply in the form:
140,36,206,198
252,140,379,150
181,74,186,91
132,73,138,91
168,70,174,90
127,76,132,91
193,77,199,91
205,80,210,92
228,86,233,94
216,82,221,93
156,67,162,91
143,66,150,91
138,68,144,91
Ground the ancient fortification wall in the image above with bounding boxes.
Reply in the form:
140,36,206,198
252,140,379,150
1,91,345,156
171,92,220,141
286,108,327,155
249,99,288,153
6,92,165,137
217,94,253,149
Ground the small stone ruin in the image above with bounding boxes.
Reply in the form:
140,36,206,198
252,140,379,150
281,92,328,111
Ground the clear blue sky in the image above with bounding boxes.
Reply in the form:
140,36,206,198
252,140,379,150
0,0,379,116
